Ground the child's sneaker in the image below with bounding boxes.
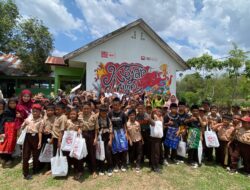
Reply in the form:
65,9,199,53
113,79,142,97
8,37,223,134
228,169,238,175
191,163,198,169
23,175,32,180
28,157,33,164
113,166,119,173
172,159,179,165
153,168,162,174
121,166,127,172
163,159,169,166
135,167,141,173
177,160,184,164
99,170,105,176
107,169,113,177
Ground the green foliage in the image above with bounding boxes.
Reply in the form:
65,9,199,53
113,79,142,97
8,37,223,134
14,18,54,74
0,0,19,52
181,44,250,106
223,43,247,77
0,0,54,75
177,73,250,107
244,60,250,78
187,53,222,71
221,43,250,103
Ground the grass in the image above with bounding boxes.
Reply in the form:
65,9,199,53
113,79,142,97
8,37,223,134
0,161,250,190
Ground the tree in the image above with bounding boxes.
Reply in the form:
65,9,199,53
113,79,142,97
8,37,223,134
177,73,205,105
0,0,54,75
0,0,19,52
187,53,222,76
14,18,54,74
177,74,250,107
222,43,250,103
244,59,250,78
186,54,222,97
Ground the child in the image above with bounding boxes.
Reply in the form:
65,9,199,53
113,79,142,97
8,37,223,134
185,105,204,168
175,101,189,162
43,104,55,146
206,105,221,162
72,96,82,109
97,104,113,177
65,108,83,180
0,98,17,167
79,101,99,178
163,103,180,164
42,103,56,174
108,97,128,173
229,116,250,176
0,99,5,115
150,108,163,173
212,114,235,167
151,95,164,108
21,104,44,180
212,115,235,166
146,105,152,116
127,109,143,172
178,101,190,140
136,102,154,165
52,102,67,156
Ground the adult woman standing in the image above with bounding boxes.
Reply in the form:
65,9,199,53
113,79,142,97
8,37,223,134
15,90,33,130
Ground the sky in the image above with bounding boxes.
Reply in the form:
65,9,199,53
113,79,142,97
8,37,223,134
14,0,250,61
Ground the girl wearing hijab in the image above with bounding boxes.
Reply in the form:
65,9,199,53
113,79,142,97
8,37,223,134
0,98,18,167
164,94,179,110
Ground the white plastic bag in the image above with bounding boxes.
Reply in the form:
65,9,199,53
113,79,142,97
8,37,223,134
96,135,105,161
17,128,27,145
177,137,186,158
198,140,203,164
150,120,163,138
204,126,220,148
69,134,87,160
61,130,77,151
39,143,53,163
51,149,68,177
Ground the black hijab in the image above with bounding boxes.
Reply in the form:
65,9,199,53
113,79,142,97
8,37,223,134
0,98,17,134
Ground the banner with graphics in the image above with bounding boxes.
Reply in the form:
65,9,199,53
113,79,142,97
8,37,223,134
94,62,173,94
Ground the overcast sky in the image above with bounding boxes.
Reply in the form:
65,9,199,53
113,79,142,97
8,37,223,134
15,0,250,61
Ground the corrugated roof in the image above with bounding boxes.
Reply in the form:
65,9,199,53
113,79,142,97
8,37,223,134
0,52,26,76
45,56,66,66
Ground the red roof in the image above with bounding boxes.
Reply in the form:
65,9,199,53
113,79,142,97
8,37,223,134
45,56,66,66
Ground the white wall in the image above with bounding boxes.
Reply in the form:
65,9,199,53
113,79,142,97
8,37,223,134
70,26,184,95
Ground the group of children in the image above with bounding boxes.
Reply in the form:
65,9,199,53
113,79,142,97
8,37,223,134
0,89,250,181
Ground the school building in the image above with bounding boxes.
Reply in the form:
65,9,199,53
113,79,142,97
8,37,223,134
0,19,188,98
46,19,189,95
